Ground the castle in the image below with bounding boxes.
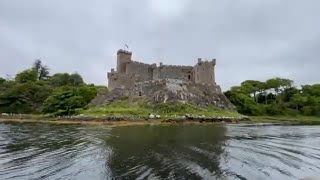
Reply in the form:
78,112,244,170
90,49,233,109
107,49,217,90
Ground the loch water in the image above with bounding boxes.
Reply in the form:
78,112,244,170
0,122,320,179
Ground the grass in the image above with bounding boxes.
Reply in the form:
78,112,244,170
83,100,151,117
0,100,243,126
83,99,242,118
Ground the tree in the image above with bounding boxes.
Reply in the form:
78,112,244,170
240,80,265,102
42,88,86,115
76,85,98,103
0,77,5,84
39,65,50,80
291,93,306,111
69,73,84,86
0,81,53,113
33,59,50,80
42,85,97,115
15,69,38,83
224,90,263,115
50,73,71,86
50,73,84,86
33,59,42,72
266,78,293,94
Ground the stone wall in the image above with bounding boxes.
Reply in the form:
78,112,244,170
107,72,136,90
125,61,153,82
157,65,193,81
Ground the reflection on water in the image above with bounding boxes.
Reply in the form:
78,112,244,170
0,122,320,179
107,125,227,179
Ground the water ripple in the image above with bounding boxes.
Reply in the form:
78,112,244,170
1,123,320,179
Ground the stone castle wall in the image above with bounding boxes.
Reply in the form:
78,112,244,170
107,49,217,90
126,61,153,82
107,72,135,90
157,65,193,81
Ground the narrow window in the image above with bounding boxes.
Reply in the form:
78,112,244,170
188,75,191,80
139,92,142,96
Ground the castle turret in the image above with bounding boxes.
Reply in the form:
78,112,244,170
193,58,216,85
116,49,132,73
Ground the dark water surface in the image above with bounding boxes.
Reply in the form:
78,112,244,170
0,122,320,179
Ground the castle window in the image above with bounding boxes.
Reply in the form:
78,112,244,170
188,75,191,80
139,92,142,96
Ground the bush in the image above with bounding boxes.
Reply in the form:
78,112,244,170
301,106,314,116
42,85,98,116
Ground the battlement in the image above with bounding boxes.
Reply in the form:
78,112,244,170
117,49,132,55
128,60,153,67
197,58,216,65
159,64,193,69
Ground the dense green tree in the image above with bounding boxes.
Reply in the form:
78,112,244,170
240,80,265,102
225,77,320,116
50,73,84,86
15,69,38,83
266,78,293,94
0,81,53,113
75,84,97,103
42,85,98,115
0,60,101,115
50,73,70,86
225,90,264,115
69,73,84,86
43,87,86,115
291,93,306,110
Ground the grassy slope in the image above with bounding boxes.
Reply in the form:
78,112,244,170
83,100,242,118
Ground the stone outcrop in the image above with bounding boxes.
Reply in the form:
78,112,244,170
91,79,235,110
90,88,130,106
131,79,233,109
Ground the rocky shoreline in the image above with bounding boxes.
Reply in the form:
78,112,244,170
0,113,250,124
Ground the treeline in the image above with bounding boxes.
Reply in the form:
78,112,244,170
224,78,320,116
0,60,107,116
1,61,319,117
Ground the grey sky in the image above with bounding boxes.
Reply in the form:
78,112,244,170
0,0,319,90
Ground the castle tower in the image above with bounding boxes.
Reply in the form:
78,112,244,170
194,58,216,85
116,49,132,73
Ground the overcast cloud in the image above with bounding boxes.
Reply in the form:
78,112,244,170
0,0,319,89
